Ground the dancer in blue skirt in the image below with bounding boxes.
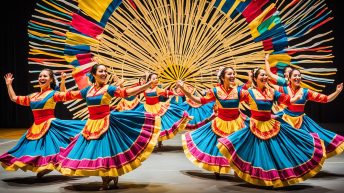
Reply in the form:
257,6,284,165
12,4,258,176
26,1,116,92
218,67,326,187
135,72,192,149
276,68,344,158
177,67,250,178
0,69,85,178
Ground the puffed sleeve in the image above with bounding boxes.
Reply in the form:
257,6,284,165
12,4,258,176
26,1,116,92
108,85,128,98
274,90,291,105
239,89,250,103
307,89,328,103
15,95,30,106
277,76,288,86
200,88,216,104
53,86,90,101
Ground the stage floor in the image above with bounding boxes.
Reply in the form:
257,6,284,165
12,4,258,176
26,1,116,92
1,128,344,193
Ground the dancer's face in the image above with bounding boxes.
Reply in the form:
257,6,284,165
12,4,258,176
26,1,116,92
222,68,236,85
255,69,268,88
284,67,292,79
38,70,52,89
150,74,158,81
150,74,158,87
93,65,108,85
139,77,146,85
289,70,302,87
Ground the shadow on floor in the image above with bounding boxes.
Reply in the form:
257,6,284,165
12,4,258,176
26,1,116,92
64,181,165,192
153,145,183,153
228,183,332,192
313,170,344,179
180,170,243,182
2,175,84,186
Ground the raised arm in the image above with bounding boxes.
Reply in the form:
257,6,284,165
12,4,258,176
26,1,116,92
327,83,343,102
265,53,280,82
112,74,125,88
59,72,67,92
308,83,343,103
176,80,202,104
126,79,158,96
4,73,18,102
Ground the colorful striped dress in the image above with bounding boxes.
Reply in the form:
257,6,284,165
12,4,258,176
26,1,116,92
55,84,160,177
182,85,248,174
135,86,191,141
218,87,326,187
278,85,344,158
0,89,85,173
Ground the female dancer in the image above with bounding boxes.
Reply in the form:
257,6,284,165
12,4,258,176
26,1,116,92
277,68,344,158
218,67,326,187
135,73,191,148
55,64,160,190
0,69,85,178
176,67,249,178
114,75,145,111
178,84,216,130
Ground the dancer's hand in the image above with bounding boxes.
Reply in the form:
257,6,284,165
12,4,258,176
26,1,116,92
61,72,67,81
176,80,184,88
4,73,14,86
265,53,270,61
247,70,253,81
144,71,149,78
336,83,343,93
294,92,302,101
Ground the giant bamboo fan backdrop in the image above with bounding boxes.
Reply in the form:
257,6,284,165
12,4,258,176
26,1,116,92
28,0,336,119
97,0,263,90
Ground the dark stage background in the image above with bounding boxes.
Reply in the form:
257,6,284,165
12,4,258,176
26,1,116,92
0,0,343,128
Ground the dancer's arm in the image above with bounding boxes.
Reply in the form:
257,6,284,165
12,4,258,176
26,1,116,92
126,79,158,96
265,54,280,81
327,83,343,102
4,73,18,102
59,72,67,92
176,80,202,104
265,54,286,90
308,83,343,103
53,86,87,101
274,89,301,105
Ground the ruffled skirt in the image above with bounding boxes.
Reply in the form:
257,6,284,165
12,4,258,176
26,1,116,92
57,111,160,176
182,115,247,173
0,119,85,172
218,119,326,187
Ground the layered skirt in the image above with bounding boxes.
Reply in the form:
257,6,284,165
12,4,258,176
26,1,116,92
217,118,326,187
136,102,192,141
182,101,215,130
0,119,85,172
279,110,344,158
182,114,248,174
57,111,160,176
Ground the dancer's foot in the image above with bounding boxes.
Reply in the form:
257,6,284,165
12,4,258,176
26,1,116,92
214,172,220,179
99,177,111,191
111,177,119,188
158,141,163,149
233,172,238,178
36,169,52,179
